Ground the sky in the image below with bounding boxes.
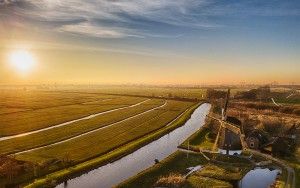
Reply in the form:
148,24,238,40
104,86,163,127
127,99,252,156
0,0,299,85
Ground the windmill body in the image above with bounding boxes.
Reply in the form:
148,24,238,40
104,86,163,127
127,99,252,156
209,89,247,154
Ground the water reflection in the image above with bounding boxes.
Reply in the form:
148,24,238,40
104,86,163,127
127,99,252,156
239,168,280,188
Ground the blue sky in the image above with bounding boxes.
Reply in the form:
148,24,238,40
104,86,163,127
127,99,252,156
0,0,299,84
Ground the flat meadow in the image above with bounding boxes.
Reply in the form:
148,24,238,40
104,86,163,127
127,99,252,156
2,86,297,187
16,100,194,163
0,88,199,187
0,90,145,136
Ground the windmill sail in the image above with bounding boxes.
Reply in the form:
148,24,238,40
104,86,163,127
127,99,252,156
222,89,230,120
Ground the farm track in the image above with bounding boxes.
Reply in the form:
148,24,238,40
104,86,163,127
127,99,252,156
11,100,167,155
0,99,150,142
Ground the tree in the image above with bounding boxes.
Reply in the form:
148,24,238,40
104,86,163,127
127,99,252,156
0,159,22,181
207,89,227,100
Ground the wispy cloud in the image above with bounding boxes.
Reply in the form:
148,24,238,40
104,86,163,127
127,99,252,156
0,0,17,5
1,0,299,39
1,0,213,38
57,22,143,38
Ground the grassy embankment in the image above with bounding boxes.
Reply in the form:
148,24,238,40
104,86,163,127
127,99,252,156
23,101,202,187
0,99,165,155
117,151,212,188
287,158,300,188
179,126,214,151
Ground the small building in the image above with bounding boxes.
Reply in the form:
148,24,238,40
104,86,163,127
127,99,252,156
246,129,269,149
246,136,260,149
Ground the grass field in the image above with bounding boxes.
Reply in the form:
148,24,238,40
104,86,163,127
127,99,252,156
16,100,194,163
23,102,201,188
0,99,165,155
0,90,111,110
69,86,207,100
0,91,146,136
0,89,200,187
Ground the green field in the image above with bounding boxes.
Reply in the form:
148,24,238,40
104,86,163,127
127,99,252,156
69,86,207,100
0,90,112,110
0,91,146,136
16,100,194,163
0,89,199,187
0,99,165,155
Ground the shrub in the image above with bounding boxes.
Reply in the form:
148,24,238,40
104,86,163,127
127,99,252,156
155,173,185,187
261,119,283,136
279,107,294,114
293,108,300,116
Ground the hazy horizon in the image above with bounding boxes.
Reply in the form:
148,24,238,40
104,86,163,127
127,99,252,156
1,0,299,85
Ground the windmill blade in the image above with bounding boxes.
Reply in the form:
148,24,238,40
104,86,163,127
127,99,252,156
207,114,241,135
222,89,230,120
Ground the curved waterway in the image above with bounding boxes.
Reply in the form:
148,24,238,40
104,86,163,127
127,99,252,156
57,103,211,188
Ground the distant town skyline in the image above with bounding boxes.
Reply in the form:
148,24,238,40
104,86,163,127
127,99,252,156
0,0,299,85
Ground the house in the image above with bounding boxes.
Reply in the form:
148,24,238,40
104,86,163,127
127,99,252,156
246,129,269,149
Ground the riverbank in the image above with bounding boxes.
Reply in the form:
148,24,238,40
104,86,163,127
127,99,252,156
179,126,215,151
117,150,252,188
24,102,204,188
118,110,289,188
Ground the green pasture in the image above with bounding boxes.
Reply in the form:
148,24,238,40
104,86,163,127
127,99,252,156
0,99,165,155
16,100,194,163
0,96,145,136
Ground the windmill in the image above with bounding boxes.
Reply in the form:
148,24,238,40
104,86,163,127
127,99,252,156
208,89,248,154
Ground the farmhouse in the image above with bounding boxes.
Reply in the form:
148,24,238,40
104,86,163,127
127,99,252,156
245,129,268,149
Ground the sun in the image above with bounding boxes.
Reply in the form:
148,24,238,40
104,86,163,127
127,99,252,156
8,50,36,74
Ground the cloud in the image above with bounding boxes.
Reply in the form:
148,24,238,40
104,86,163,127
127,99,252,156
57,22,142,38
0,0,17,5
1,0,213,38
1,0,299,38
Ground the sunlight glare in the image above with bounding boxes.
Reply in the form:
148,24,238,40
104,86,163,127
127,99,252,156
8,50,36,74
